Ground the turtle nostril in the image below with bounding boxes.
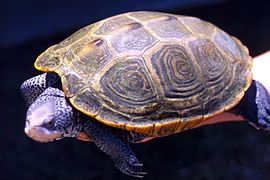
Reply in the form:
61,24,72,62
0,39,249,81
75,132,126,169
24,127,32,136
24,125,37,137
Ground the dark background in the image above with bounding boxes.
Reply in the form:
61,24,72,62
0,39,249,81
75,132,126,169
1,0,270,179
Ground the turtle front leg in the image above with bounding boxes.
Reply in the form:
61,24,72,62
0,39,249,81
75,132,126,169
231,80,270,130
20,72,60,106
84,119,146,178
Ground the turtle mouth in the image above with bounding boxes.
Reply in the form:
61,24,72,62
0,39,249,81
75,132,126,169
24,126,63,143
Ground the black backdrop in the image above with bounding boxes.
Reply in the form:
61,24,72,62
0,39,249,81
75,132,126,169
1,0,270,179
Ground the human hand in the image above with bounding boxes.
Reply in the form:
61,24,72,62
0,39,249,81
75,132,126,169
252,51,270,94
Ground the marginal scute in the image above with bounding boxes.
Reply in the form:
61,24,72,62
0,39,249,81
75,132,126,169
96,106,130,130
61,73,85,97
223,59,250,109
43,57,61,70
35,53,51,70
153,119,183,136
35,45,59,71
71,88,101,116
34,11,252,137
167,98,205,118
125,122,154,135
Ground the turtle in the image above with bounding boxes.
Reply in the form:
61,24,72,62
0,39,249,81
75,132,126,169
21,11,270,178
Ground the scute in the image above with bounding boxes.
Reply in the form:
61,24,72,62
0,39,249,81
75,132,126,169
57,24,94,48
188,37,234,114
70,88,101,116
95,15,136,35
129,11,170,21
99,57,159,115
213,30,242,60
61,73,85,97
66,37,113,79
110,22,157,55
180,16,215,36
150,44,205,99
35,11,252,137
147,15,191,39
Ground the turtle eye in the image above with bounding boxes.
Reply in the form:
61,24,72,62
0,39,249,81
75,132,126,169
45,118,55,128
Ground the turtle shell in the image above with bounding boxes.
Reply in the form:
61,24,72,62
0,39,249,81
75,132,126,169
35,11,252,137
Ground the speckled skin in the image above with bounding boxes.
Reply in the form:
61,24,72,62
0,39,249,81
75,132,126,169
21,72,146,177
21,11,270,178
231,80,270,131
21,73,270,178
21,73,60,106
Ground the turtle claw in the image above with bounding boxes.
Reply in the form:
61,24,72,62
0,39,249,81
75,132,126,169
114,159,147,178
133,163,143,166
126,164,147,178
131,172,147,179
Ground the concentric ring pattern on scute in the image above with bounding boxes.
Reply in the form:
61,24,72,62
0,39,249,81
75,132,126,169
34,11,252,137
100,58,158,114
188,38,234,114
151,44,205,99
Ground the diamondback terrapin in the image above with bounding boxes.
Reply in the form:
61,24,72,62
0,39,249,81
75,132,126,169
21,11,270,178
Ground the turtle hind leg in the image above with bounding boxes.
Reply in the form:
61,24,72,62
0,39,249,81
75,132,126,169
231,80,270,130
252,80,270,130
83,119,146,178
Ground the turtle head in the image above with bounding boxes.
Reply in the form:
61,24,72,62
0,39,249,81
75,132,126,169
24,87,83,142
